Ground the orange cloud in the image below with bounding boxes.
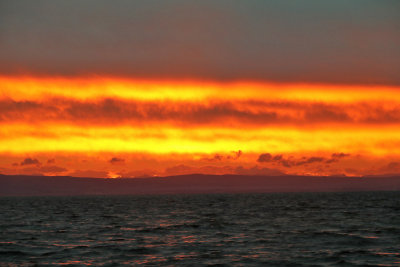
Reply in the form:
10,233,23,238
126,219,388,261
1,76,400,177
3,98,400,128
20,158,40,166
109,157,125,164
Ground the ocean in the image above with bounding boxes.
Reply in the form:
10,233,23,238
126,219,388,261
1,191,400,266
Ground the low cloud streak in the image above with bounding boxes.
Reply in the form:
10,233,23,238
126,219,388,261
2,98,400,127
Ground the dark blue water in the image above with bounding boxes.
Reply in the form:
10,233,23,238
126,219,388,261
1,192,400,266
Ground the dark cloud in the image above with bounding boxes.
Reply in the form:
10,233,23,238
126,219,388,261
258,154,333,167
257,153,290,167
227,150,242,160
304,107,350,122
20,157,40,166
257,153,272,163
0,0,399,84
257,153,285,164
213,154,223,161
0,99,282,125
325,159,338,164
296,157,325,166
3,99,400,126
331,153,350,159
47,159,56,164
109,157,125,164
280,159,292,168
309,157,325,164
203,150,242,161
326,153,351,163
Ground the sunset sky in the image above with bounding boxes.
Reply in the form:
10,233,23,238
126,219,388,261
1,0,400,178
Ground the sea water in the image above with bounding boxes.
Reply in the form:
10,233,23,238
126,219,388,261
1,191,400,266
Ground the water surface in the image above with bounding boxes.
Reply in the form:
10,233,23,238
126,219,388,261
1,192,400,266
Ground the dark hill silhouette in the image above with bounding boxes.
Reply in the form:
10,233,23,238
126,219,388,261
1,174,400,196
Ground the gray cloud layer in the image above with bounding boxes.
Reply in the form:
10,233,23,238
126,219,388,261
1,0,399,84
2,98,400,125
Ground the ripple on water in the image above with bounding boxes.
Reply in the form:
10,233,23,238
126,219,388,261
0,191,399,266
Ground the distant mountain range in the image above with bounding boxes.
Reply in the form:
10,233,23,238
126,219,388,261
1,174,400,196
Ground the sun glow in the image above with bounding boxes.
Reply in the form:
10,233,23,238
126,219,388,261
2,76,400,103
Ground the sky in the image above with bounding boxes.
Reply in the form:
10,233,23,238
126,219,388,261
0,0,400,178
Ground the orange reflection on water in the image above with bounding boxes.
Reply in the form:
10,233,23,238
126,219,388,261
58,260,93,266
